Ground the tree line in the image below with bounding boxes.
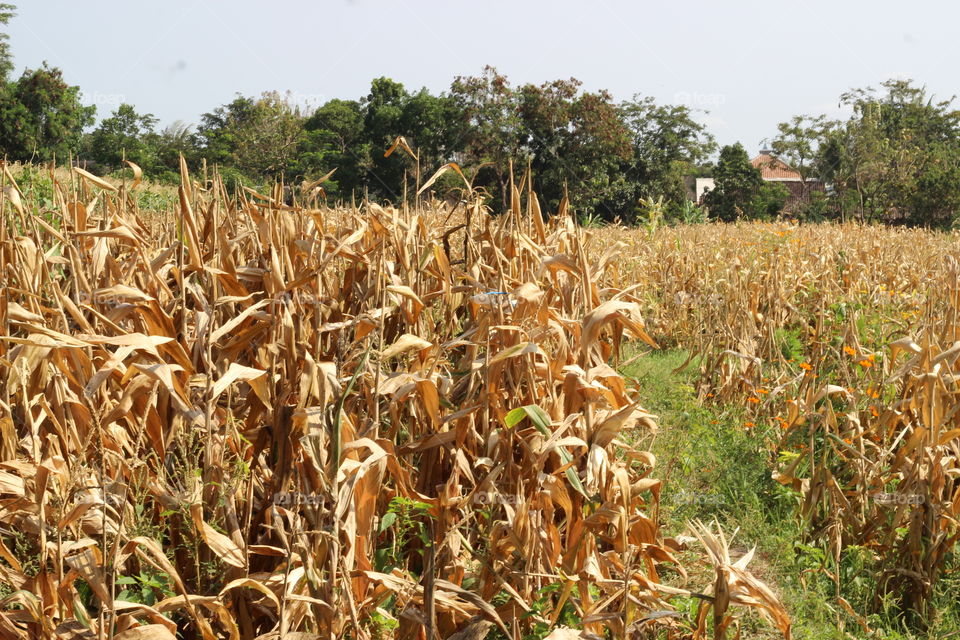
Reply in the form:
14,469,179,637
60,69,719,224
3,4,960,227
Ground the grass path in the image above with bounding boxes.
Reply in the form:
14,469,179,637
619,348,948,639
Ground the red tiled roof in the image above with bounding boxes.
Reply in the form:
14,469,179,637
751,153,802,180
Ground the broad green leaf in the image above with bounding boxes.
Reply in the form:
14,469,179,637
502,405,588,498
379,511,397,533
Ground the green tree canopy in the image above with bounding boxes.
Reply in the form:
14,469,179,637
0,3,15,82
300,98,366,199
769,114,829,184
151,120,197,178
769,79,960,227
85,103,159,172
615,95,715,220
299,79,466,203
198,92,305,181
0,63,95,162
826,80,960,226
450,66,523,209
516,79,633,215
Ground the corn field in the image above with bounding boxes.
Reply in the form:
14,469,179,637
5,155,960,638
595,221,960,633
0,161,797,640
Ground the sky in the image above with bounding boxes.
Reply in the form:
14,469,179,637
6,0,957,151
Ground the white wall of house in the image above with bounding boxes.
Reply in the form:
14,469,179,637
695,178,715,199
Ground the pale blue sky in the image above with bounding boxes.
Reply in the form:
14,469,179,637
7,0,956,151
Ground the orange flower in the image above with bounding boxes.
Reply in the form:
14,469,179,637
859,359,873,368
748,397,760,404
799,362,813,371
844,346,856,356
744,422,755,429
757,388,769,394
870,406,879,418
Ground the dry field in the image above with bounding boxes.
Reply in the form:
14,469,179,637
0,161,958,639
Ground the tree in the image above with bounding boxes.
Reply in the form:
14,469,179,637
774,79,960,227
0,3,14,82
300,98,367,199
516,78,581,211
85,103,159,173
769,115,827,185
617,96,715,219
450,67,523,210
450,69,715,220
152,120,198,178
831,80,960,226
360,77,411,201
0,63,95,162
768,115,835,220
399,88,463,179
197,92,305,181
0,6,96,164
705,143,786,221
515,78,633,216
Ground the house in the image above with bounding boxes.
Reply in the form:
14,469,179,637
751,150,825,212
686,150,826,213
